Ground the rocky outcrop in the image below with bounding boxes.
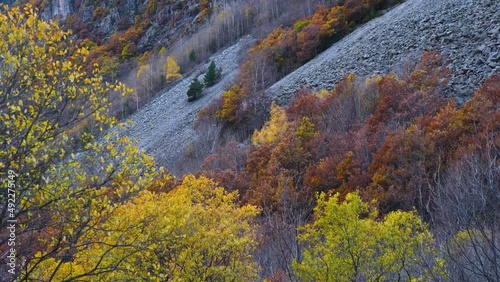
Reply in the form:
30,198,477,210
268,0,500,105
41,0,72,21
52,0,71,19
38,0,200,52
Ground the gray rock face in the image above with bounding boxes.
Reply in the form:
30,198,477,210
38,0,196,52
118,36,254,173
52,0,71,19
268,0,500,105
41,0,72,21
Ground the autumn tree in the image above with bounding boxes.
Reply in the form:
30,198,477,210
198,0,211,21
136,63,154,99
30,175,260,281
0,5,157,280
97,55,121,81
202,142,251,194
251,102,289,146
216,84,247,124
293,193,446,281
129,49,172,113
121,42,138,59
164,55,182,82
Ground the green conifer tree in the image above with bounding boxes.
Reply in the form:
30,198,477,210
187,77,204,102
189,48,197,62
204,60,221,87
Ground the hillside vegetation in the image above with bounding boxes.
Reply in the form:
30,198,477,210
0,0,498,281
200,52,499,278
21,0,346,118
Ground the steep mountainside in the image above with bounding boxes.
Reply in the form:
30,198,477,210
268,0,499,105
35,0,201,51
120,0,498,174
119,36,254,173
3,2,499,280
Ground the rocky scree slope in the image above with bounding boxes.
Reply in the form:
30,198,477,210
118,36,254,173
268,0,500,105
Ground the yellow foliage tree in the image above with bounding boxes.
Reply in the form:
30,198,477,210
136,63,153,99
0,5,157,280
216,84,246,124
164,55,182,82
293,193,447,281
252,102,289,146
294,116,319,148
32,175,260,281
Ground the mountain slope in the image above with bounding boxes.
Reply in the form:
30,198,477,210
119,36,253,173
122,0,498,174
268,0,499,105
35,0,202,51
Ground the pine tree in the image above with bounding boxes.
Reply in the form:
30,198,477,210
204,60,221,87
189,48,197,62
187,77,204,102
